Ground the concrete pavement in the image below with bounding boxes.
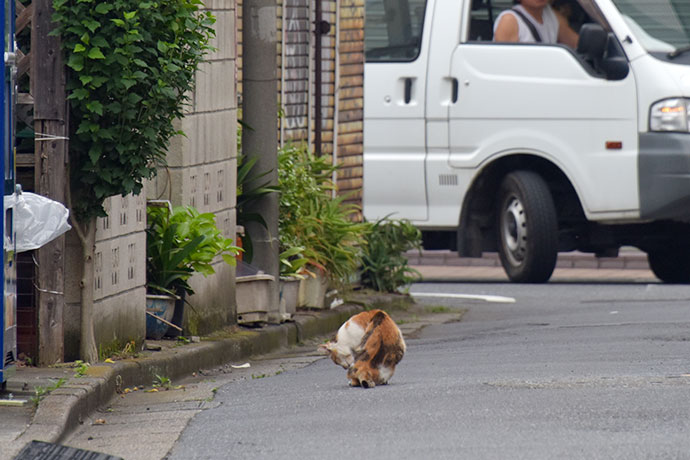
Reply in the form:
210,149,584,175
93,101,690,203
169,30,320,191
0,249,659,459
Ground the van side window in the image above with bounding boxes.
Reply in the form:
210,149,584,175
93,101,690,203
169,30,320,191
467,0,591,43
468,0,513,41
365,0,427,62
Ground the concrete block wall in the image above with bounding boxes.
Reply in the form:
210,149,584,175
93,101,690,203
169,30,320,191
63,2,239,359
147,0,239,335
64,193,147,361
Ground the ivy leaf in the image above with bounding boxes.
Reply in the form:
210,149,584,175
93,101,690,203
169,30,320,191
88,47,106,59
98,128,115,140
93,184,107,198
88,145,103,164
76,121,91,135
106,101,122,114
111,18,125,27
79,75,93,85
73,43,86,53
86,101,104,116
68,88,89,101
121,79,136,90
94,3,113,14
91,36,108,48
81,19,100,33
67,54,84,71
157,41,169,53
127,93,143,105
123,11,137,20
90,76,108,88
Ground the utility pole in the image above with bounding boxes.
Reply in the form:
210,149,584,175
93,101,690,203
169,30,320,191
33,0,67,365
242,0,280,322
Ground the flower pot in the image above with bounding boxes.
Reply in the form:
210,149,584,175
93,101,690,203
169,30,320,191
236,273,273,324
164,293,186,338
279,276,301,316
298,271,328,309
146,294,176,340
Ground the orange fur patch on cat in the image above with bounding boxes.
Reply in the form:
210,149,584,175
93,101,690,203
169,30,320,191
318,309,406,388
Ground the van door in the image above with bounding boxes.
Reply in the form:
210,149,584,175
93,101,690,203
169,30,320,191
363,0,431,222
448,4,639,219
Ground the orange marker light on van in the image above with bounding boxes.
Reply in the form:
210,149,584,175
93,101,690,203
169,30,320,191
606,141,623,150
660,106,684,114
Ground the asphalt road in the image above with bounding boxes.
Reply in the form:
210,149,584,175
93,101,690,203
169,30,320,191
163,282,690,460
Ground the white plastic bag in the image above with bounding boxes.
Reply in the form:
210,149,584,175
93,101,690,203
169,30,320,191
4,192,72,252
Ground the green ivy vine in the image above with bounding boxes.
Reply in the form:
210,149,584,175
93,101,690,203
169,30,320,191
51,0,215,220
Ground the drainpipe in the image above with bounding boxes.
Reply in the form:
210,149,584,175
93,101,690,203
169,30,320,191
332,0,340,192
313,0,330,156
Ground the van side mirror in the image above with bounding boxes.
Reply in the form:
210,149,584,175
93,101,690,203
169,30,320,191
577,23,607,65
577,23,629,81
601,36,630,80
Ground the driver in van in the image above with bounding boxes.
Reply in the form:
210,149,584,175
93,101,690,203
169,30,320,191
493,0,578,48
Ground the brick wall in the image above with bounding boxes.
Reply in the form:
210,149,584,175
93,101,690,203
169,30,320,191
335,0,364,206
239,0,364,207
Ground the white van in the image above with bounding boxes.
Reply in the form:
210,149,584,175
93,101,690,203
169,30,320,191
362,0,690,283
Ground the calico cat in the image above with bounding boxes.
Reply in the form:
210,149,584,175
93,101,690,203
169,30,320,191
318,309,406,388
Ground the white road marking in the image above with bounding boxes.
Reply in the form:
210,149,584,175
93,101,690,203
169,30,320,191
410,292,516,303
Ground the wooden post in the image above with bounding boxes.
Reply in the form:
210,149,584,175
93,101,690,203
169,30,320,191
32,0,67,365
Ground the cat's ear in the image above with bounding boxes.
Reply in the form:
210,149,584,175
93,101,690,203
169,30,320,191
318,342,334,354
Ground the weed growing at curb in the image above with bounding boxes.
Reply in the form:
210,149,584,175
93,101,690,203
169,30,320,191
31,378,67,407
73,360,90,378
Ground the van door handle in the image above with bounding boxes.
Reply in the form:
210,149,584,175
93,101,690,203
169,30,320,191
404,78,413,104
451,78,458,103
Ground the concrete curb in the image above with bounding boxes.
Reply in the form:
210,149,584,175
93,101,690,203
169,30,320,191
405,249,650,270
12,303,365,450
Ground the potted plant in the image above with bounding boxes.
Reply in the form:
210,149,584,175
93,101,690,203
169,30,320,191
146,203,241,338
277,144,370,309
279,246,308,316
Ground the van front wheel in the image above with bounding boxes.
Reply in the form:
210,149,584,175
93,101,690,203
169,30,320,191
496,171,558,283
646,245,690,283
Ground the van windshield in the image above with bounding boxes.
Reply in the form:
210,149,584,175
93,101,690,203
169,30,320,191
612,0,690,57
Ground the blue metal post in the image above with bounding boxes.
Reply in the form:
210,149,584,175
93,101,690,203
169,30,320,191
1,0,16,389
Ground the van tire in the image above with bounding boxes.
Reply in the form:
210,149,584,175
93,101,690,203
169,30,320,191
496,171,558,283
646,246,690,283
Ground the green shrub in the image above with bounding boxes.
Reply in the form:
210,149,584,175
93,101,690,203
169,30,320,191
52,0,215,220
146,205,241,296
360,218,422,292
277,144,369,284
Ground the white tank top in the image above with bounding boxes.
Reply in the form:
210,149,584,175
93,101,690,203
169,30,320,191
493,4,560,44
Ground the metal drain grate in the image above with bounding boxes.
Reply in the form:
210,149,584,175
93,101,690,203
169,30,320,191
14,441,123,460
